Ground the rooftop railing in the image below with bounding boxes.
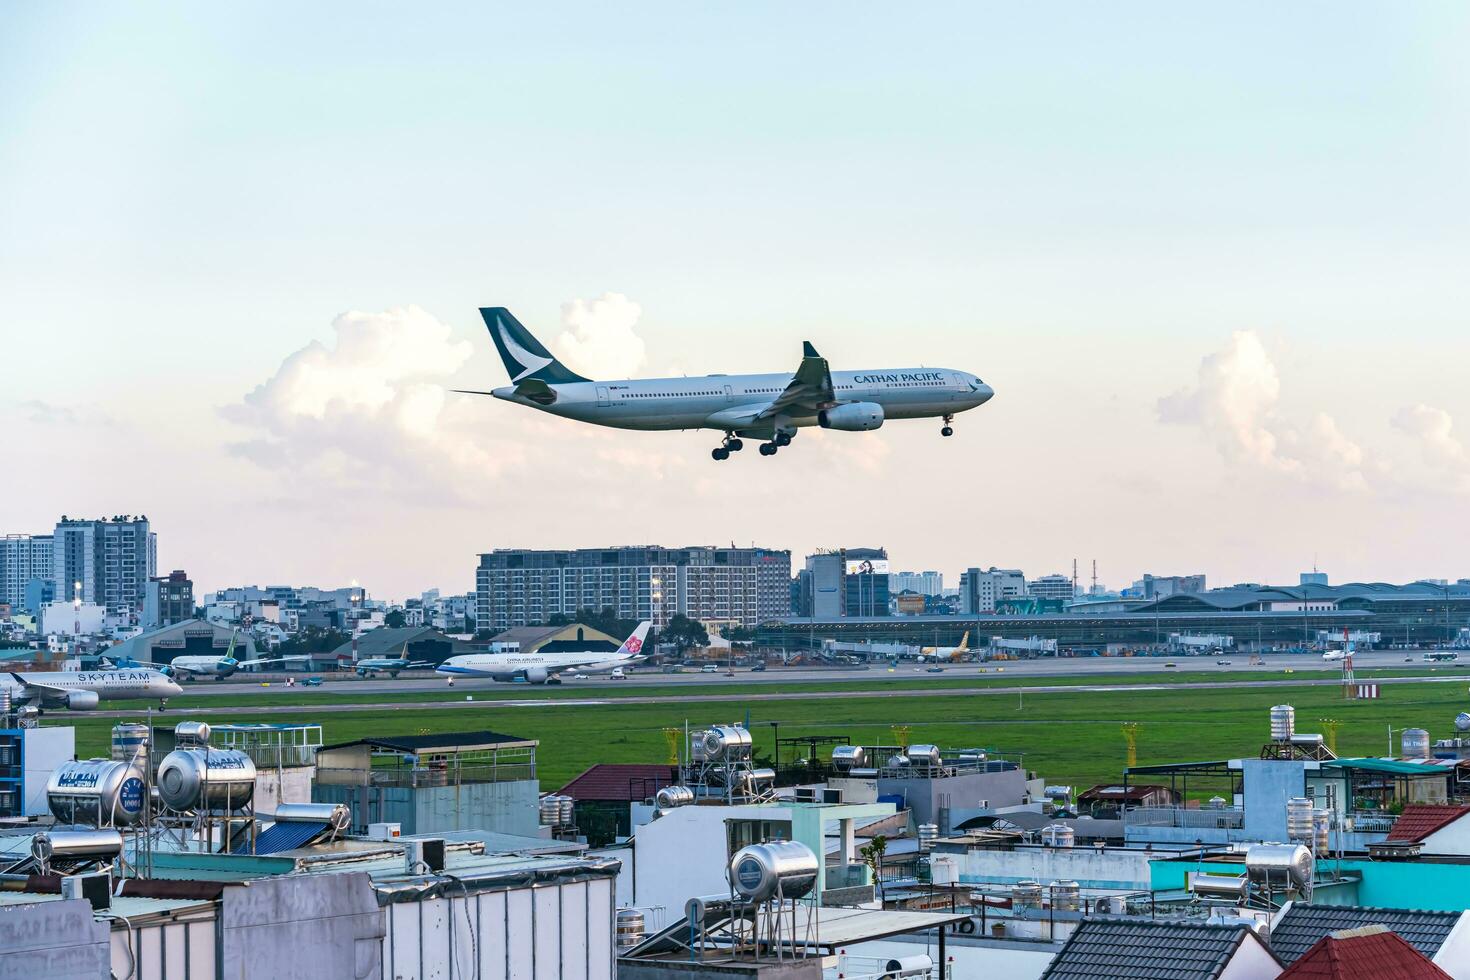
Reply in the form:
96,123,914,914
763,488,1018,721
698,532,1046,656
1123,806,1245,830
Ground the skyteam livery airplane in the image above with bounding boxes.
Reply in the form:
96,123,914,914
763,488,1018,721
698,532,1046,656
459,308,994,460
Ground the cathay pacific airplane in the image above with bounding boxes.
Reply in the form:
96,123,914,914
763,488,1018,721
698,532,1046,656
437,621,651,685
458,308,994,460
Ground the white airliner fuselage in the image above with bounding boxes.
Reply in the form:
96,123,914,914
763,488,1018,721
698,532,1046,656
2,669,182,710
492,369,992,432
468,308,994,459
437,621,651,685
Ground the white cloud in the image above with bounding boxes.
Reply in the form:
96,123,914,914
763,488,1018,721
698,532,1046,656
223,305,520,501
554,292,647,379
1158,330,1372,491
1393,404,1467,467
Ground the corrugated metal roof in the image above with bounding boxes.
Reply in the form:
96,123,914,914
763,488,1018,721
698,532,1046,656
1270,906,1463,965
1041,919,1269,980
318,730,535,753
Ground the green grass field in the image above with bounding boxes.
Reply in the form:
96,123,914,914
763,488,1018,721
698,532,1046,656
59,673,1470,793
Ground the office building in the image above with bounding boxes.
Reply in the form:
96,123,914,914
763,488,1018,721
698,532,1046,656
800,548,889,618
475,546,791,632
1028,573,1076,602
1127,573,1207,599
1301,571,1329,586
0,534,53,612
958,567,1026,614
50,516,156,618
143,570,194,629
889,570,943,596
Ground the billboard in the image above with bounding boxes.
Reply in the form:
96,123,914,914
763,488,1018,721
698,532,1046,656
845,559,890,576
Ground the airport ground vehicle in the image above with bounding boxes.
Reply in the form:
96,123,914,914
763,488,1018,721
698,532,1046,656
302,677,323,687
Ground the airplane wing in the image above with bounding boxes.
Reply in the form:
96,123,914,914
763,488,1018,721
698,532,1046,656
752,342,835,423
166,661,210,676
235,657,286,668
405,661,434,669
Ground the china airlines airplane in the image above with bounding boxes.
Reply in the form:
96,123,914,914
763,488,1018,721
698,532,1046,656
457,308,994,460
437,622,651,685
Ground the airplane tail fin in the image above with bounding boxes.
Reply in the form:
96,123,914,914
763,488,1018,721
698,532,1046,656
479,308,591,385
618,620,652,657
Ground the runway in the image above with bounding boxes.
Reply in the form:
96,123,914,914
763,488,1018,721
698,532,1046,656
170,648,1455,698
82,650,1469,720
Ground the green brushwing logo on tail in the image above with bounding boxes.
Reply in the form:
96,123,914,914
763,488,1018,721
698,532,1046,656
479,308,590,385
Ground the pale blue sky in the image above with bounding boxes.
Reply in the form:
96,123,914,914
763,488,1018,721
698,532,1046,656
4,5,1469,597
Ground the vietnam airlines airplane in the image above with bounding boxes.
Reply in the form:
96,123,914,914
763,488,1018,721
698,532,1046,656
437,621,651,685
458,308,994,460
2,669,182,711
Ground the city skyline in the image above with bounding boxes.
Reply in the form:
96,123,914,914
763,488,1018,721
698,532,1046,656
5,6,1470,598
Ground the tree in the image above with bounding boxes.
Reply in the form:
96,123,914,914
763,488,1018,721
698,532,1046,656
384,609,407,629
662,614,709,653
859,835,888,900
277,627,348,658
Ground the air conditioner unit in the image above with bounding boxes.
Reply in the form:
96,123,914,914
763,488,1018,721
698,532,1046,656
794,787,818,803
61,872,111,911
405,837,446,873
822,788,844,804
368,822,402,840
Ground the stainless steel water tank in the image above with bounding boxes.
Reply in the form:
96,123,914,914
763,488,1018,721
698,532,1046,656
1012,880,1043,910
655,785,694,809
830,745,865,771
1270,705,1295,740
1191,873,1249,899
31,829,124,863
616,909,646,951
156,748,256,810
1286,798,1315,842
173,721,211,746
917,823,939,851
559,797,575,825
1041,824,1075,848
1455,712,1470,733
702,726,753,762
46,760,147,826
1050,880,1080,911
728,841,819,902
1245,843,1313,891
1401,728,1430,759
907,744,943,769
1313,809,1330,853
270,802,351,830
110,723,150,771
540,795,563,825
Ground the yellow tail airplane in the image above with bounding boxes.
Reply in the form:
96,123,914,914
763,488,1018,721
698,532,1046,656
919,631,969,662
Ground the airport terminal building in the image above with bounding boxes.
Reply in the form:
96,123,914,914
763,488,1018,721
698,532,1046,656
758,581,1470,653
475,546,790,633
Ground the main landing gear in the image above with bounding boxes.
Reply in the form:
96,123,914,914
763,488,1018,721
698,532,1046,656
941,414,955,438
159,699,169,711
711,434,746,461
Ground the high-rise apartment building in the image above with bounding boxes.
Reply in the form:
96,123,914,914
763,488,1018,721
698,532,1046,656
799,548,890,618
475,547,791,632
890,570,944,596
1027,573,1076,602
0,534,53,611
51,516,156,617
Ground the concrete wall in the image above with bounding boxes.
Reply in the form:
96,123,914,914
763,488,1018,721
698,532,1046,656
1241,760,1307,842
108,907,217,980
0,899,110,980
878,768,1029,829
314,778,540,837
220,872,384,979
846,937,1058,980
254,765,316,813
942,844,1158,890
619,960,821,980
1217,934,1283,980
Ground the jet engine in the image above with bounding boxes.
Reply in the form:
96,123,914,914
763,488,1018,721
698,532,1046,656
818,402,884,431
65,690,100,710
524,667,549,685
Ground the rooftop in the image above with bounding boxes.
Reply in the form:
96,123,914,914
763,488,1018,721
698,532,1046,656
1386,805,1470,843
1270,905,1464,965
1279,925,1452,979
318,730,536,754
555,763,679,802
1041,918,1275,980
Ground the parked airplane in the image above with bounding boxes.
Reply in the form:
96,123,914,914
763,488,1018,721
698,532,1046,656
458,308,994,460
356,657,433,678
918,631,970,662
2,669,182,711
437,621,652,684
107,631,298,678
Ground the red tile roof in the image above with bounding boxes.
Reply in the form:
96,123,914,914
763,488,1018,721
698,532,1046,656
1385,805,1470,843
555,764,679,802
1279,926,1451,979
